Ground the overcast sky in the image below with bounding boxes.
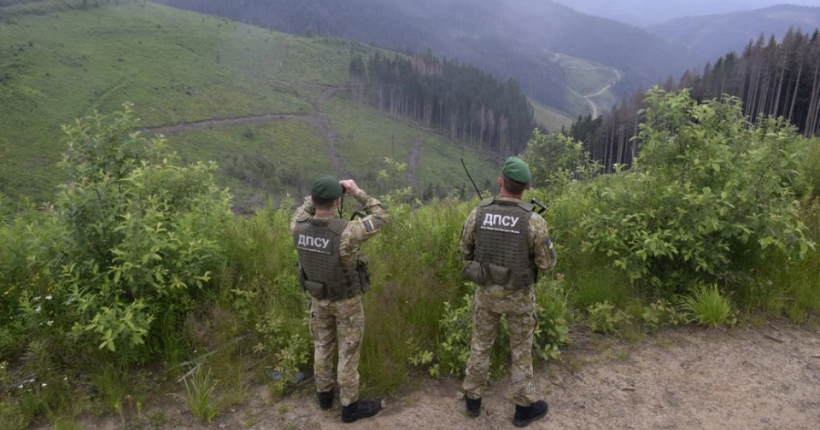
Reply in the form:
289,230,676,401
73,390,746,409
549,0,820,25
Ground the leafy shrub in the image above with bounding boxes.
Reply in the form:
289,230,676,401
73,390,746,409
533,279,570,361
432,279,570,378
580,89,814,294
640,299,685,331
0,104,233,364
682,284,737,328
522,130,600,196
436,294,474,378
586,302,632,334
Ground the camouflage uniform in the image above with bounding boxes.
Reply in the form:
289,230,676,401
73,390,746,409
461,197,555,406
290,190,388,407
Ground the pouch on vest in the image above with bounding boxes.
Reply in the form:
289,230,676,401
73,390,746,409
357,255,371,294
461,260,486,284
303,280,327,300
487,263,511,285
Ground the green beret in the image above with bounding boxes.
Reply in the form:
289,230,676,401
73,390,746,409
311,175,343,200
502,156,532,184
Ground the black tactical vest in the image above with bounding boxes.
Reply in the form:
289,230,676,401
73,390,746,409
474,198,536,289
293,217,363,301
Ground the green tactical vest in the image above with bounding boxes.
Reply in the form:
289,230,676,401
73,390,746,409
293,217,363,301
473,198,537,289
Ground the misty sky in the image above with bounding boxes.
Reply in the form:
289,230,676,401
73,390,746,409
550,0,820,25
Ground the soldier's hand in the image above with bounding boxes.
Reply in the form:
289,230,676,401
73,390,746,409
340,179,360,196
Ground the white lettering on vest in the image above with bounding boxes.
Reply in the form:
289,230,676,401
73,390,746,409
482,214,520,228
480,213,521,233
297,234,330,250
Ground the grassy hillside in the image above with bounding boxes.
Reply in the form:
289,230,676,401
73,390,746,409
531,99,574,133
0,0,498,205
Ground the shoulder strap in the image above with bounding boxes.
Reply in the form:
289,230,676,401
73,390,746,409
327,218,348,235
516,202,535,212
479,197,495,207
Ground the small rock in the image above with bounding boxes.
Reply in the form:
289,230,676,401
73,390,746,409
665,390,681,407
218,424,226,429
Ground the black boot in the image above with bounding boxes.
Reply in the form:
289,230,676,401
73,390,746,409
513,400,548,428
317,391,334,411
341,399,381,423
465,397,481,417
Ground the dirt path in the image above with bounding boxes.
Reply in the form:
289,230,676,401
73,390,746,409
74,325,820,429
144,84,347,177
311,87,347,178
584,68,623,119
241,325,819,430
407,138,422,189
146,113,310,135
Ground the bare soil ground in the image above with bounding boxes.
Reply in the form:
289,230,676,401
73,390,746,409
78,324,818,430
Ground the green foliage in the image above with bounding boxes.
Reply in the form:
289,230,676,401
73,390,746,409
522,129,599,194
586,302,632,334
682,284,737,328
180,367,219,423
580,88,814,294
533,279,570,361
52,103,231,360
435,294,475,378
254,310,310,397
799,139,820,199
640,299,685,331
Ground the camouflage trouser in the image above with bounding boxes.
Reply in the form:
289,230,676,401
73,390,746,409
462,285,538,406
309,295,365,406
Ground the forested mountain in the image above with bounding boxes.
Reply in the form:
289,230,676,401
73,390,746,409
570,28,820,172
552,0,820,26
155,0,693,111
649,5,820,64
349,51,536,154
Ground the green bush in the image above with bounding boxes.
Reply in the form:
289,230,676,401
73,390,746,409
0,104,233,365
586,302,632,334
580,88,814,294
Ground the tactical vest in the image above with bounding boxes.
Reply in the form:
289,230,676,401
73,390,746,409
473,198,536,289
293,217,364,301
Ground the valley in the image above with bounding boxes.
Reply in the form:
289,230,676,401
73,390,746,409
0,0,498,206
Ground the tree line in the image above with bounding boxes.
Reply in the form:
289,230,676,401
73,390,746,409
571,28,820,172
349,51,536,155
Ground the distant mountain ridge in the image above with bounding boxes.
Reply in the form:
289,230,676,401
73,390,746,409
551,0,820,26
156,0,693,112
649,4,820,64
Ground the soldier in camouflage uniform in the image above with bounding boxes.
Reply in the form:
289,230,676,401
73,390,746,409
290,175,388,423
460,157,556,428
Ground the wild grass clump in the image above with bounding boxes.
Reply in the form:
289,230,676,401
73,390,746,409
682,284,736,328
179,367,219,423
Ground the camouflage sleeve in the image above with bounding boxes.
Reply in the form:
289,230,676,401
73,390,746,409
460,208,478,261
339,190,388,267
290,196,316,232
529,213,556,272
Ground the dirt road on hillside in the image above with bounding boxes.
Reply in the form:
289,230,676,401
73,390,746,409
80,324,820,430
584,68,623,119
145,84,347,177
